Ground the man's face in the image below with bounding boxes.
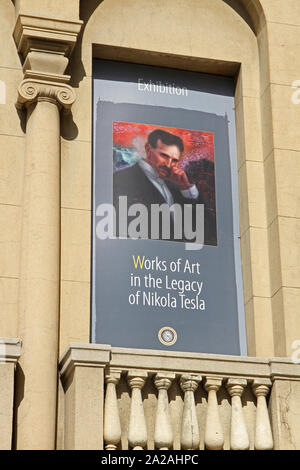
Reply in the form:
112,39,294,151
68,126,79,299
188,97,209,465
145,139,181,179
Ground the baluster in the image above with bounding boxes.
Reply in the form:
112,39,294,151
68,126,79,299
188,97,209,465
252,379,273,450
154,372,175,450
104,368,122,450
226,378,249,450
204,377,224,450
127,370,148,450
180,374,201,450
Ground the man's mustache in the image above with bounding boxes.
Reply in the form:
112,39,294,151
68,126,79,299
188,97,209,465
159,165,171,175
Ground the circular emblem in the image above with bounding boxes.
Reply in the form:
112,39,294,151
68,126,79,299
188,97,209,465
158,326,178,346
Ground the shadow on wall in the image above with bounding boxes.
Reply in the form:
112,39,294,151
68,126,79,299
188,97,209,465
66,0,105,88
223,0,256,33
12,363,25,450
62,0,106,140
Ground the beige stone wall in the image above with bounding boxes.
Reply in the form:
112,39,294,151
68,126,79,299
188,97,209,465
270,379,300,450
260,0,300,356
0,1,24,339
14,0,80,21
0,363,16,449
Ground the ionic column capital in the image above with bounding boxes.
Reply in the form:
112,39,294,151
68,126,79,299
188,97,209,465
16,78,76,112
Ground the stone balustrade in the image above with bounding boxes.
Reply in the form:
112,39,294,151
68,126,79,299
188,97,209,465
59,344,300,450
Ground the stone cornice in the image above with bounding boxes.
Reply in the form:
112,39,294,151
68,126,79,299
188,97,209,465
16,78,76,111
13,14,83,59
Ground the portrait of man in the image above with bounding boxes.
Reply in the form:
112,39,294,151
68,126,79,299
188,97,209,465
113,123,217,245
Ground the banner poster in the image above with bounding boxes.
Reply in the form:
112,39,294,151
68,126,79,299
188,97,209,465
92,59,247,355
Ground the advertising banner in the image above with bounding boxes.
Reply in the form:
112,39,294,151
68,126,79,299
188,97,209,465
92,59,246,355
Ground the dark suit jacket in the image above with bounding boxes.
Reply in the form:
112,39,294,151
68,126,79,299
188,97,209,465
113,163,217,245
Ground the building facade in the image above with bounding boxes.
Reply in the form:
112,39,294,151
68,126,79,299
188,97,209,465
0,0,300,450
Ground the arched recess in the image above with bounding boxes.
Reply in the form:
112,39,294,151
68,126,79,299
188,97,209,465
62,0,277,358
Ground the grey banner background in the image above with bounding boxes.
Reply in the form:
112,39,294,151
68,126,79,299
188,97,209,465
92,59,247,355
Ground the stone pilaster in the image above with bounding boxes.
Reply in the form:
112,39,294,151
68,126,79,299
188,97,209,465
13,14,82,450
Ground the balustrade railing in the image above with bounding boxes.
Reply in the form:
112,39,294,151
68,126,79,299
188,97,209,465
59,345,300,450
103,369,273,451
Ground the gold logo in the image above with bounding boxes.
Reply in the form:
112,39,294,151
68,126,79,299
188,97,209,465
158,327,177,346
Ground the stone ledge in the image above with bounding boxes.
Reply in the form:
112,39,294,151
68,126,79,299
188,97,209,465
269,357,300,381
110,346,270,379
58,344,300,383
0,338,22,364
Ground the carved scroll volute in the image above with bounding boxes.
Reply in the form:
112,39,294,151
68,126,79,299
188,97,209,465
252,379,273,450
180,374,201,450
104,368,122,451
154,372,175,450
226,378,250,450
16,78,76,112
127,370,148,450
204,377,224,450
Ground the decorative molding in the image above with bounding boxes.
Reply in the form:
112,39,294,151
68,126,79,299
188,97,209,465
16,78,77,111
24,70,70,84
13,14,83,59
